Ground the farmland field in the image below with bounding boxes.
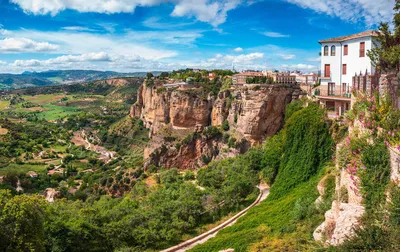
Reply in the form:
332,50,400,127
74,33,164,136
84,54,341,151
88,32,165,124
0,100,9,110
0,163,48,176
37,104,80,121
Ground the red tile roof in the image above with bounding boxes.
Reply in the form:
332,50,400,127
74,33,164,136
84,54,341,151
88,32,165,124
319,30,378,44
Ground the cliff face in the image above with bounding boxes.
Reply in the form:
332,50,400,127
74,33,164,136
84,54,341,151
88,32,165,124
131,82,301,142
131,82,302,169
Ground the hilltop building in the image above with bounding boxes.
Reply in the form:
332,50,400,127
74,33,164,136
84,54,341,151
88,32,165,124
317,30,378,117
232,71,263,85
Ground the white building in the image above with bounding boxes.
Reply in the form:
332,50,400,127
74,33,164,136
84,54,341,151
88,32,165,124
317,30,378,117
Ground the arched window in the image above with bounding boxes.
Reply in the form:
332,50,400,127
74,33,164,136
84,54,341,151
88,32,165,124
331,45,336,56
324,46,329,56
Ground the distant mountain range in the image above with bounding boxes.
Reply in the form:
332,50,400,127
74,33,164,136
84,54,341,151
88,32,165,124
0,70,162,89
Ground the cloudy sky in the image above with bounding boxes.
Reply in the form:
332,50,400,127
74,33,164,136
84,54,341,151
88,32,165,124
0,0,396,73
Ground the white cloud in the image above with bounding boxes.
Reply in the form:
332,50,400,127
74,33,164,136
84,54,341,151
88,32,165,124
62,26,97,32
0,25,12,36
285,0,395,27
234,47,243,52
218,52,264,63
282,63,317,70
0,61,7,65
262,32,290,38
279,54,296,60
142,17,196,29
0,38,59,53
171,0,242,27
11,52,112,67
11,0,246,26
307,57,321,62
6,28,179,60
13,59,42,67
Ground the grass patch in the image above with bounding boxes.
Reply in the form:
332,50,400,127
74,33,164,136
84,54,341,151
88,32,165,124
0,163,47,176
36,104,80,121
23,94,69,105
0,100,10,110
190,176,323,252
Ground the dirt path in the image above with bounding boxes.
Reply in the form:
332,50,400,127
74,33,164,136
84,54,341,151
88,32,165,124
71,130,115,162
161,183,270,252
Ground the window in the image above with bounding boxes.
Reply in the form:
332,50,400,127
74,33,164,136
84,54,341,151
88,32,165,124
342,83,347,93
324,64,330,78
360,42,365,57
342,64,347,75
324,46,329,56
331,45,336,56
328,82,335,96
344,45,348,56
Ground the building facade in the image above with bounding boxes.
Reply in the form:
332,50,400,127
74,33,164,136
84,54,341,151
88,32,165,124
232,72,264,85
317,30,378,118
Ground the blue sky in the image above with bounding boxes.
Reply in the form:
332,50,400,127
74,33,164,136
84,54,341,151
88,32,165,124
0,0,396,73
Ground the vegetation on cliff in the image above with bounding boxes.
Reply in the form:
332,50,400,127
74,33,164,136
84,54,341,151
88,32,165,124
191,102,334,251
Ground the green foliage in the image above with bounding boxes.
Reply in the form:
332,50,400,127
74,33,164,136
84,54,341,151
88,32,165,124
271,104,333,198
190,176,323,252
222,120,230,131
359,141,390,212
0,193,47,251
146,72,154,79
367,2,400,72
284,99,304,122
245,76,273,84
221,77,232,91
261,132,283,185
202,126,222,139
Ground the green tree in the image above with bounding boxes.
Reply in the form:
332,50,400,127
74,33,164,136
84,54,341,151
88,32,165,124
0,194,47,251
146,72,154,79
367,1,400,72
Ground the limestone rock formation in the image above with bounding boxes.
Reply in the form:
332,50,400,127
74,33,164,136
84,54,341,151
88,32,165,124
44,188,60,203
314,201,365,245
131,82,302,142
314,143,365,246
131,82,302,169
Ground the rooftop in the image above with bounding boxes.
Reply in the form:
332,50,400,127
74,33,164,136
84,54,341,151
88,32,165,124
319,30,378,44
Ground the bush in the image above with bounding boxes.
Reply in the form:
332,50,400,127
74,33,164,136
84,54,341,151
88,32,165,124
183,171,195,181
222,120,230,131
359,141,390,212
201,154,212,165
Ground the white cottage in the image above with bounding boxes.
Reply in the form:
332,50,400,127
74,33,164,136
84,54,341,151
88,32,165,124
317,30,378,117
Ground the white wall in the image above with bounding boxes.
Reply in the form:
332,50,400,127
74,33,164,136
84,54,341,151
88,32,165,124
320,36,375,89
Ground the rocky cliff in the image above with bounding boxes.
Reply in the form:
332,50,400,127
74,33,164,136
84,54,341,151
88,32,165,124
131,81,302,169
131,82,302,142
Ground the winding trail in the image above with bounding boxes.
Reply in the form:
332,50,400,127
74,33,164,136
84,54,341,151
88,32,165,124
161,183,270,252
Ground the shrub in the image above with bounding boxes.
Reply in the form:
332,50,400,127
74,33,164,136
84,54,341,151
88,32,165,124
359,141,390,212
222,120,230,131
183,171,195,181
201,154,212,165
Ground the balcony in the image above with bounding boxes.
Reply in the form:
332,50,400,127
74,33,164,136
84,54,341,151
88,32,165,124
314,88,351,99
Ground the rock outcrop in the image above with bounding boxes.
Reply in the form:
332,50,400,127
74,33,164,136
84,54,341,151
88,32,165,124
131,82,302,142
44,188,60,203
314,143,365,245
131,82,302,169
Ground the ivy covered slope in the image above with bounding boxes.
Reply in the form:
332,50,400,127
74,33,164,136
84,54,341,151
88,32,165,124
191,102,335,251
332,90,400,251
